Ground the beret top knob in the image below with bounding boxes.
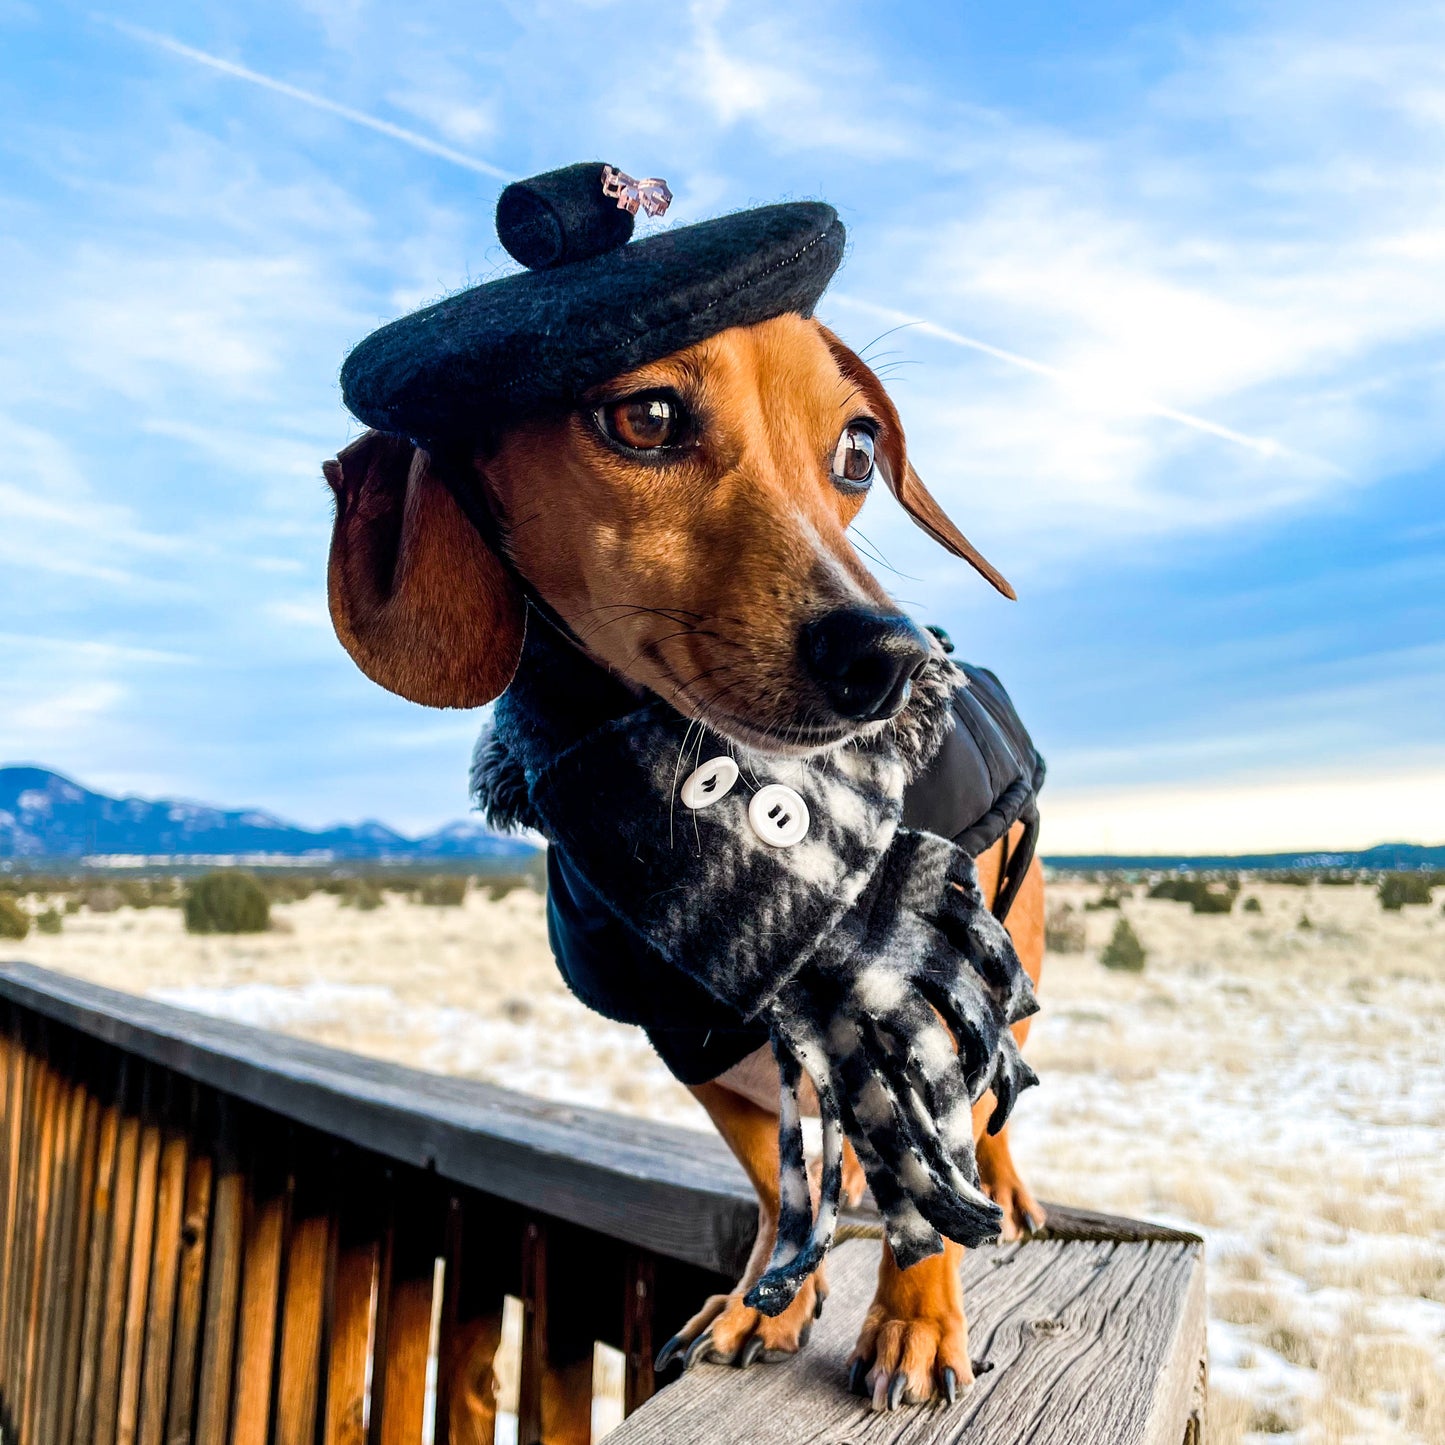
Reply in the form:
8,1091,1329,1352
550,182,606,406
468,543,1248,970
497,161,674,271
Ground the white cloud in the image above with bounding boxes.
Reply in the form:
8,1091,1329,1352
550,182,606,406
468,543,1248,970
796,6,1445,558
1044,764,1445,854
3,681,125,742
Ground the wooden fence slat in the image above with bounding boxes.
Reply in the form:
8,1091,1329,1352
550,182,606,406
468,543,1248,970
194,1099,246,1445
433,1195,464,1445
163,1086,216,1445
622,1252,656,1416
0,1013,23,1395
2,1021,38,1432
92,1054,143,1445
38,1046,90,1444
372,1178,440,1445
115,1070,164,1445
516,1220,546,1445
71,1056,128,1445
0,1019,24,1410
435,1197,520,1445
274,1133,332,1445
57,1072,105,1445
323,1161,382,1445
229,1130,287,1445
137,1078,190,1445
22,1038,62,1441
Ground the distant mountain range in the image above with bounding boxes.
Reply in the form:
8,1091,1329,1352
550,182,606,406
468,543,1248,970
0,767,537,864
2,765,1435,872
1044,844,1444,872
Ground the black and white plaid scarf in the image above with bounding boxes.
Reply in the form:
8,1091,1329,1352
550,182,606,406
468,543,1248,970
475,620,1038,1312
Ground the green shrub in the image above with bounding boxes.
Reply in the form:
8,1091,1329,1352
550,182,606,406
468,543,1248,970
117,880,153,910
184,871,271,935
263,875,316,905
1148,876,1235,913
1100,917,1146,972
419,875,467,907
1191,888,1235,915
36,908,63,935
1298,912,1313,930
1378,873,1432,911
0,896,29,941
1044,903,1086,954
1241,896,1262,914
1147,877,1191,902
344,880,384,911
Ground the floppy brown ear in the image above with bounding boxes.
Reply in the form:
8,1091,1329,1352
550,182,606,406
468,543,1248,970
323,431,524,707
818,325,1017,601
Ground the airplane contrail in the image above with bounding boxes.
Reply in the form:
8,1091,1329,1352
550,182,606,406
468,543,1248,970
832,294,1331,468
100,16,511,180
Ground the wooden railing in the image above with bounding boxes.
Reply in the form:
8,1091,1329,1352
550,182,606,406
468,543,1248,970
0,962,1208,1445
0,963,753,1444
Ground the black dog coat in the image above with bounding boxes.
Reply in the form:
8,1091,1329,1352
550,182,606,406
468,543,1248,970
474,616,1044,1309
544,657,1045,1085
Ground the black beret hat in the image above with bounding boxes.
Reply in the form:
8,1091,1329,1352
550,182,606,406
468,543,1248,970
340,161,846,446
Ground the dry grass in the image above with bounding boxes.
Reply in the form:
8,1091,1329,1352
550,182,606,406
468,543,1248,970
19,878,1445,1442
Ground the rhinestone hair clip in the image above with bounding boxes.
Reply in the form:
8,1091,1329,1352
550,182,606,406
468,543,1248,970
602,165,673,218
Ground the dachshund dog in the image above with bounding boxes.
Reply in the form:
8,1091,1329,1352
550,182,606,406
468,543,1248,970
324,313,1045,1438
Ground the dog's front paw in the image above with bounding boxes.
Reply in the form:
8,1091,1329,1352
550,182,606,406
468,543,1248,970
849,1309,973,1411
848,1242,973,1410
654,1270,825,1373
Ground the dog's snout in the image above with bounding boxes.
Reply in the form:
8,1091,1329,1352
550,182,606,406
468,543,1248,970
800,609,933,722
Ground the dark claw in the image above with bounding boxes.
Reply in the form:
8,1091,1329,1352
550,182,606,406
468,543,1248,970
683,1330,715,1370
814,1290,826,1319
736,1336,765,1370
887,1370,908,1411
797,1322,812,1351
1020,1208,1043,1236
653,1332,687,1373
941,1366,959,1404
847,1357,869,1397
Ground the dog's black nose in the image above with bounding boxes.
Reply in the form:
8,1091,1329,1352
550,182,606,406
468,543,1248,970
800,609,933,722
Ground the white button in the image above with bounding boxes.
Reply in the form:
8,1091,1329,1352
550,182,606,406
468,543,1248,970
748,784,810,847
680,756,739,809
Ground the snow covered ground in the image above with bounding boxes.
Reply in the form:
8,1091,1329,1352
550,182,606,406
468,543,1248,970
14,877,1444,1443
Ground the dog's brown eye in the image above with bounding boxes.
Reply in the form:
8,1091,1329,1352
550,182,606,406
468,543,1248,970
599,394,685,450
832,423,876,490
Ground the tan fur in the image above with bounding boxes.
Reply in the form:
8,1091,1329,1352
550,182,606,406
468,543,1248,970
323,314,1038,1422
325,432,524,707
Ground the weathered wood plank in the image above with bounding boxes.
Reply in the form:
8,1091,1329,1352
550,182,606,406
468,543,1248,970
193,1100,245,1445
71,1056,128,1445
57,1068,103,1445
116,1071,163,1445
274,1136,332,1445
230,1142,287,1445
516,1219,547,1445
609,1236,1207,1445
323,1158,383,1445
37,1050,89,1444
137,1080,189,1445
92,1061,143,1445
372,1179,441,1445
20,1036,61,1438
163,1087,215,1445
622,1251,656,1416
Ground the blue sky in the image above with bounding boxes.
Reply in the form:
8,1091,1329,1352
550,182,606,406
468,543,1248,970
1,0,1442,850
